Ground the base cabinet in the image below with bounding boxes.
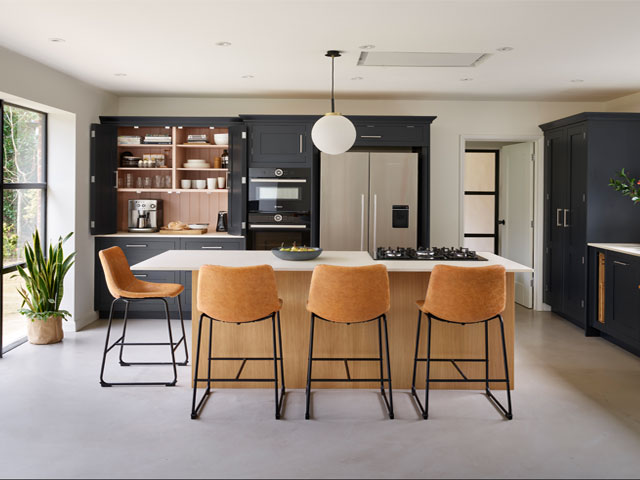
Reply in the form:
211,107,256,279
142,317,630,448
95,236,245,319
591,248,640,355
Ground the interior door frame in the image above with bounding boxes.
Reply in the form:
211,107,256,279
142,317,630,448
459,134,547,311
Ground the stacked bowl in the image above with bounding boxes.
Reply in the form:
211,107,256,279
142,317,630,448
184,159,210,169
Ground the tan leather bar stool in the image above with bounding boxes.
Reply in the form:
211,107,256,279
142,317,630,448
411,264,512,420
305,264,393,419
98,247,188,387
191,264,285,420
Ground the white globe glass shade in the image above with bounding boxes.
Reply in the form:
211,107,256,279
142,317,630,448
311,114,356,155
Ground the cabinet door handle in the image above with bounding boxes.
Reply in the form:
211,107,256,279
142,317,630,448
556,209,562,227
361,135,382,139
201,246,223,249
125,244,148,248
133,274,148,278
613,260,629,266
563,209,569,227
299,134,303,153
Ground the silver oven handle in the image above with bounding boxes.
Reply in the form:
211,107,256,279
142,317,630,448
201,246,223,249
372,194,378,252
360,194,365,251
125,244,148,248
249,178,307,183
249,224,307,229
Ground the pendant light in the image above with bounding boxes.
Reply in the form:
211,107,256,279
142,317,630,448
311,50,356,155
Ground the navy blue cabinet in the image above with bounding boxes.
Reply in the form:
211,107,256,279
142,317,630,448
249,124,312,166
541,113,640,330
353,123,427,147
590,248,640,355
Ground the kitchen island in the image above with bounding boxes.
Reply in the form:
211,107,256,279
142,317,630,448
132,251,532,390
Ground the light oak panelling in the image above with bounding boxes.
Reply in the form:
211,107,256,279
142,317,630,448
191,271,515,391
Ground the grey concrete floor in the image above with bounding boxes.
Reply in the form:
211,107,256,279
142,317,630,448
1,307,640,479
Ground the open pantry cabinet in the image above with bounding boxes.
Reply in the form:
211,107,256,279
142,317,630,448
90,117,247,236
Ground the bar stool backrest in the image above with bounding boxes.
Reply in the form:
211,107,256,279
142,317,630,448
307,264,390,323
197,264,280,323
99,247,136,299
422,264,506,323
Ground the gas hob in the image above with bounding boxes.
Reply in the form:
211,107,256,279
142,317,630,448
375,247,488,261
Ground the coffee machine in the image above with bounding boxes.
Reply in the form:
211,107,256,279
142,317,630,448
128,199,162,233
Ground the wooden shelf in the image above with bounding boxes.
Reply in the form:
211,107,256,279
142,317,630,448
117,188,228,193
176,144,228,148
176,168,228,172
118,144,173,148
117,167,172,171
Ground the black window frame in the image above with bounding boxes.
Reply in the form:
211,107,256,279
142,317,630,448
1,100,48,356
463,149,499,253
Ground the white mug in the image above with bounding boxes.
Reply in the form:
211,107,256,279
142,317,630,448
217,176,226,189
181,179,192,189
207,177,216,189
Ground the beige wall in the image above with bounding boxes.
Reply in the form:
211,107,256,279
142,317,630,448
605,92,640,112
0,46,117,331
118,96,604,245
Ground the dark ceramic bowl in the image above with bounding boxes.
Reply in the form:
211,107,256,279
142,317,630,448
271,247,323,261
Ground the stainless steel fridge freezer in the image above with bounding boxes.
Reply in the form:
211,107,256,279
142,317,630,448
320,152,418,256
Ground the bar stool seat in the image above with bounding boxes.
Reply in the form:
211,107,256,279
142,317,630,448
190,264,286,420
305,264,394,420
411,264,513,420
98,247,189,388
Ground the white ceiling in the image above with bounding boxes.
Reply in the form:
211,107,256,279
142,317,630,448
1,0,640,101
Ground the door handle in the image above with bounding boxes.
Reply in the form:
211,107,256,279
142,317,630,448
133,274,148,278
360,194,365,251
372,194,378,252
497,219,506,226
125,244,148,248
361,135,382,139
201,246,223,249
299,134,303,153
613,260,629,266
563,209,570,227
556,209,562,227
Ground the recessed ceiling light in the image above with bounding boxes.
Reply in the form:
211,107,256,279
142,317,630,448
497,46,513,52
216,41,232,47
351,76,364,81
359,44,376,50
460,77,474,82
570,79,584,83
241,74,254,79
49,37,65,43
114,73,127,77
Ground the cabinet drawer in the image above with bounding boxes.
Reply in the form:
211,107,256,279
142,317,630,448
180,238,244,250
96,238,179,265
354,124,426,146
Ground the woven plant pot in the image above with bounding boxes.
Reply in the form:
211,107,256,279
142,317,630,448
26,316,64,345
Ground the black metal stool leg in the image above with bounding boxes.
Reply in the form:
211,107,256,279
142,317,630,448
162,298,178,386
271,314,281,419
423,314,433,419
498,315,513,419
277,311,286,397
377,317,385,396
118,301,130,366
382,314,394,419
191,314,207,419
485,320,490,394
176,296,189,365
100,299,119,386
411,310,422,396
305,314,316,420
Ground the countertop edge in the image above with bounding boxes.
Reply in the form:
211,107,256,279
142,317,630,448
94,232,245,239
588,243,640,257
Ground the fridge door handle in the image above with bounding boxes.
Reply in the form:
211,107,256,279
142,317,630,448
360,194,365,251
556,208,562,227
563,208,570,227
372,194,378,252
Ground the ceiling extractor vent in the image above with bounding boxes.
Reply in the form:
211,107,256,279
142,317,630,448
357,51,489,67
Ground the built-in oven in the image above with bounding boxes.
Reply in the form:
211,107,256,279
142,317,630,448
248,167,310,213
247,212,311,250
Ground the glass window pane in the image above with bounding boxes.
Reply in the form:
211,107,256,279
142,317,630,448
464,152,495,191
464,194,495,234
3,105,46,184
463,236,495,253
2,271,27,348
3,189,44,267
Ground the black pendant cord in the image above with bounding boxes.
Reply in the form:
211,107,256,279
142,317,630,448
331,55,335,113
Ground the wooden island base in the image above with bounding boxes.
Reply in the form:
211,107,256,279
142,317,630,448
191,271,515,390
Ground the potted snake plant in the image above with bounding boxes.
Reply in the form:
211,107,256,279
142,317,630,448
15,230,75,344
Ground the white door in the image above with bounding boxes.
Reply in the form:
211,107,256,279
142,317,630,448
499,142,535,308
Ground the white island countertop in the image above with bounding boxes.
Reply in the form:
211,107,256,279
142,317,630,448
588,243,640,257
131,250,533,272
